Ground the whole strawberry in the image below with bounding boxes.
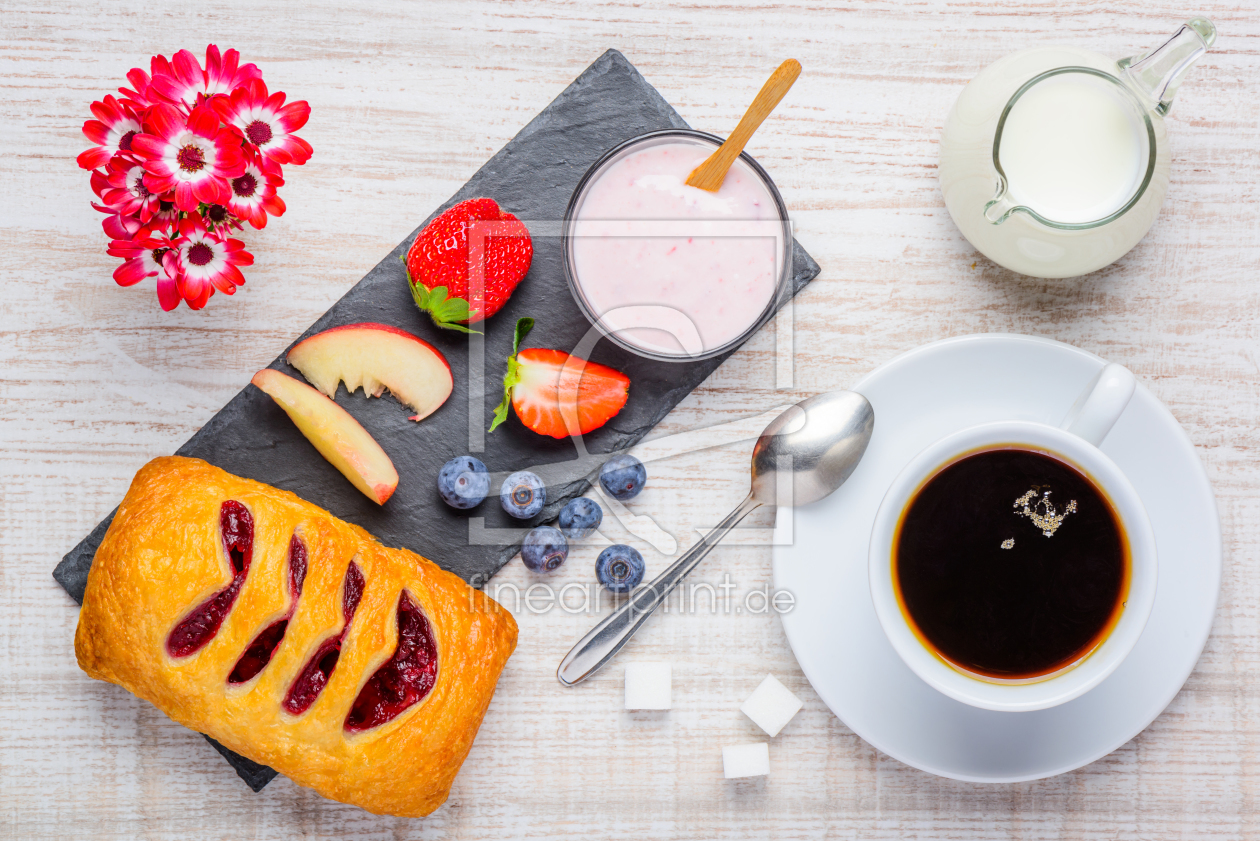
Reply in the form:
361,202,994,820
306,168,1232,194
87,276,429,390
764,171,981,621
404,197,532,331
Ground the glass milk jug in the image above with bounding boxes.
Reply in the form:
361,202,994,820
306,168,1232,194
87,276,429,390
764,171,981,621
939,19,1216,278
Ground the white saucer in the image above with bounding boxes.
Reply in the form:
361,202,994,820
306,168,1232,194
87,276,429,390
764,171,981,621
772,334,1221,783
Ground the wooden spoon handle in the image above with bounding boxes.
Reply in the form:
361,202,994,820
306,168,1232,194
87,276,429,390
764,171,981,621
685,59,801,193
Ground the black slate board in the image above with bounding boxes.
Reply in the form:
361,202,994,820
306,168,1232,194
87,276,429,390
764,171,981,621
55,49,820,792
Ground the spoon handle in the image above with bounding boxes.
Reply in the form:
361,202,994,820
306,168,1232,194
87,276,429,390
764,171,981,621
556,494,763,686
685,59,802,192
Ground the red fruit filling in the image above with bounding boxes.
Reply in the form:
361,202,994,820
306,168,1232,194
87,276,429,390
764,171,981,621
228,534,309,685
282,561,365,715
344,591,438,733
228,621,289,684
166,501,254,658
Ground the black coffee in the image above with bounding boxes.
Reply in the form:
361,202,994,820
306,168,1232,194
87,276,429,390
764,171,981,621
894,447,1128,680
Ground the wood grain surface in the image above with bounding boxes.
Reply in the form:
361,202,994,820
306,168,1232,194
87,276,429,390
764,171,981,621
1,1,1257,838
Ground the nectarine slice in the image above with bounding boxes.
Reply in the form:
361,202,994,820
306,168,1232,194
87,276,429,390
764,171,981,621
251,368,399,505
287,323,453,423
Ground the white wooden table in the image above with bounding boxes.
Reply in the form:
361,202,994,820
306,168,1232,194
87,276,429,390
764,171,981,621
3,1,1258,838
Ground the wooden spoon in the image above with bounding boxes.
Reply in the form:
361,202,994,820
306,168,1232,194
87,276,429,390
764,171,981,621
685,59,802,193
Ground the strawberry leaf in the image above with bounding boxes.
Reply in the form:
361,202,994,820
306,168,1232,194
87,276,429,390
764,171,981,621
409,278,482,335
488,355,520,433
489,316,534,433
512,316,534,353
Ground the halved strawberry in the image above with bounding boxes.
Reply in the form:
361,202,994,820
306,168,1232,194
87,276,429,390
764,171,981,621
490,318,630,439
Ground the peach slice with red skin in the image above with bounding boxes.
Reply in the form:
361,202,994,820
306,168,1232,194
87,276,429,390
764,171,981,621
251,368,399,505
287,323,453,422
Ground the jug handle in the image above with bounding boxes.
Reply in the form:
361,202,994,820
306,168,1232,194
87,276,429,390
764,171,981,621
1119,18,1217,116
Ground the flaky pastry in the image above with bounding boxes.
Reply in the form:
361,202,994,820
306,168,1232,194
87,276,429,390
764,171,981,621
75,456,518,817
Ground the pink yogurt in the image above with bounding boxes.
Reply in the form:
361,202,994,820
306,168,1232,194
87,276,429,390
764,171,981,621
569,139,786,358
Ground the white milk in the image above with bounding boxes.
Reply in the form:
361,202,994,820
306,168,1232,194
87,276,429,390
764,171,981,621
997,72,1147,224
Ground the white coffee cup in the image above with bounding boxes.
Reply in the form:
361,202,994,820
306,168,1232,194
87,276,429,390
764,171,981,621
868,363,1157,712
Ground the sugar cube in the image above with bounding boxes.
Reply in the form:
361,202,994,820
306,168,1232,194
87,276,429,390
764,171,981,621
624,662,671,710
740,674,803,737
722,742,770,778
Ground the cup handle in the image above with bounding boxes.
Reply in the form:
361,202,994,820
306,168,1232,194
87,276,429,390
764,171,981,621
1059,363,1137,447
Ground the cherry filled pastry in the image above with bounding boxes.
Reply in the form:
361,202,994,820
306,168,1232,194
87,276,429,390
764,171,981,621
74,456,518,817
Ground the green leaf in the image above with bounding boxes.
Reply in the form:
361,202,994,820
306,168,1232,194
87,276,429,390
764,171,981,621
488,355,521,433
436,321,481,335
409,282,482,334
512,316,535,354
429,289,473,323
488,317,535,433
409,278,437,314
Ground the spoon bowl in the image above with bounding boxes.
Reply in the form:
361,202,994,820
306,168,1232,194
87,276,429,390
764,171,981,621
751,390,876,507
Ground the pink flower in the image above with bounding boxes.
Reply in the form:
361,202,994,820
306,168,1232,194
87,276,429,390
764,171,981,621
77,95,143,170
80,45,310,312
202,203,244,233
172,216,254,309
107,226,183,309
227,155,286,229
151,199,179,226
93,203,144,240
131,104,246,211
90,169,144,239
215,80,312,165
100,154,161,222
117,55,172,111
149,45,261,112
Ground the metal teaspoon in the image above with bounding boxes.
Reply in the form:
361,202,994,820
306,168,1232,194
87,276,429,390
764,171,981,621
557,390,875,686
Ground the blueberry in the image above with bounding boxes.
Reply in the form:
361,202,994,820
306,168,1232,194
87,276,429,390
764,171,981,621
521,526,568,573
599,454,646,501
595,544,645,593
437,456,489,509
500,470,546,519
558,497,603,539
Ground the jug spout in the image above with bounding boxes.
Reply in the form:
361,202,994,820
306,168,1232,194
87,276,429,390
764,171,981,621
1119,18,1216,116
983,189,1018,225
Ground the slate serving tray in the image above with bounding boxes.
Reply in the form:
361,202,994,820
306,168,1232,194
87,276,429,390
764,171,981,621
55,49,820,793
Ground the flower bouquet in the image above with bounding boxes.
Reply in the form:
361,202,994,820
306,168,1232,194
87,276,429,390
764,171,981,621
78,45,312,310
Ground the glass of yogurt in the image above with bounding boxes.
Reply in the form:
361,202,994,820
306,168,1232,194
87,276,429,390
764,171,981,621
563,130,792,361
